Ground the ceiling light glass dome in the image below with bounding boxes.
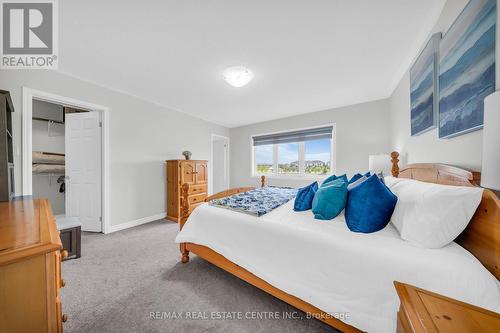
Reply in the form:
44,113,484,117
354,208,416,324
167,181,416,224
223,66,254,87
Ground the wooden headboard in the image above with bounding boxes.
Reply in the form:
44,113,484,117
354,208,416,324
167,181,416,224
390,152,500,280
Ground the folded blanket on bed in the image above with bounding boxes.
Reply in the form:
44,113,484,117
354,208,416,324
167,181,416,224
209,186,297,216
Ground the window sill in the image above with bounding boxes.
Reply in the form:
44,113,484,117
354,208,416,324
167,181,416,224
251,174,329,181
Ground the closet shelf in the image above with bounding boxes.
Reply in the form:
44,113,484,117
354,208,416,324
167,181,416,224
33,151,65,165
32,164,65,175
33,117,64,124
32,172,65,175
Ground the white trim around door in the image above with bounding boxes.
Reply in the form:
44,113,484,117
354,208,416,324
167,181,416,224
22,87,111,234
209,134,230,195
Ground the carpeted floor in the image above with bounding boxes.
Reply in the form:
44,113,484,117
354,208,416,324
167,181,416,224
61,220,339,333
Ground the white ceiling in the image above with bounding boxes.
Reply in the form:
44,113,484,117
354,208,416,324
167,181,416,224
59,0,446,128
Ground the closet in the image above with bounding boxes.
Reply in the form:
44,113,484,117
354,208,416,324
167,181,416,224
32,100,103,233
32,100,67,215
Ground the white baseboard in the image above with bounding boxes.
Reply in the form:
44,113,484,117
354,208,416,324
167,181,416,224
106,213,166,234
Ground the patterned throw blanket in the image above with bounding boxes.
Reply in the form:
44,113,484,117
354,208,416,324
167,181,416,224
209,186,297,216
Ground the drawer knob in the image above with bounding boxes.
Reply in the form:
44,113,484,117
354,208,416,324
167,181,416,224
61,250,68,259
61,279,66,287
62,314,69,322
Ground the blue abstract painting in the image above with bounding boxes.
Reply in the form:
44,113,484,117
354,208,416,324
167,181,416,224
439,0,496,139
410,33,440,136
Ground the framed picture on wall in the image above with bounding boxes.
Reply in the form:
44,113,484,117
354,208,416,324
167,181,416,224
438,0,496,139
410,33,441,136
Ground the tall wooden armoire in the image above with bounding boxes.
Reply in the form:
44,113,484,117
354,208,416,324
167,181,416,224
166,160,208,222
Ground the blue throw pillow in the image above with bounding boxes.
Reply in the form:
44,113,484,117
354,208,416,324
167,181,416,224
294,182,318,211
349,173,363,184
322,174,348,187
349,172,371,184
347,175,368,190
345,174,397,233
312,178,348,220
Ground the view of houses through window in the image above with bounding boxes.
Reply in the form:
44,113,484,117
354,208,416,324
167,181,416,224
254,128,333,177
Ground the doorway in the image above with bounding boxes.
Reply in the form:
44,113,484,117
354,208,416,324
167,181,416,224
22,88,110,233
31,103,102,232
210,134,229,195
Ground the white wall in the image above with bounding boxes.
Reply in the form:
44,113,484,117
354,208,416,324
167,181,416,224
0,70,229,229
389,0,492,171
230,99,391,189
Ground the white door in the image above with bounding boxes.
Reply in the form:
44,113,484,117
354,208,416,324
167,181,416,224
65,112,102,232
212,137,229,194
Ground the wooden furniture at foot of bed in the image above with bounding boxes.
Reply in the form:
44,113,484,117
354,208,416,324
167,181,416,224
0,199,68,332
395,281,500,333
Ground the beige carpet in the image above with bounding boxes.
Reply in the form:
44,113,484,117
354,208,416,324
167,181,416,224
61,220,339,333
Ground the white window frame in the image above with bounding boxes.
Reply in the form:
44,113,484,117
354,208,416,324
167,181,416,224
251,124,336,180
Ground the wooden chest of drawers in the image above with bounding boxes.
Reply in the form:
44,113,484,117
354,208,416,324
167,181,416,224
166,160,208,222
0,199,68,333
394,281,500,333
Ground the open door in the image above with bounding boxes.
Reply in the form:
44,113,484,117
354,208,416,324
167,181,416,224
65,112,102,232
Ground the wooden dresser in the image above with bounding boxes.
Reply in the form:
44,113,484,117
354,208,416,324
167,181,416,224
0,199,68,333
166,160,208,222
395,281,500,333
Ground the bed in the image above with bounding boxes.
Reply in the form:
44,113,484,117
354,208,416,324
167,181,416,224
175,153,500,332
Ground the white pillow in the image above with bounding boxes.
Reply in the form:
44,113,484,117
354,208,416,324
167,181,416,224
385,177,483,248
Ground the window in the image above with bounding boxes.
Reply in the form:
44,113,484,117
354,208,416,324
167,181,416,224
253,125,334,178
278,143,299,174
255,144,273,174
305,139,331,175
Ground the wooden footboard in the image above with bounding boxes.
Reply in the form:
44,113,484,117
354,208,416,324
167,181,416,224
179,175,266,229
179,175,266,262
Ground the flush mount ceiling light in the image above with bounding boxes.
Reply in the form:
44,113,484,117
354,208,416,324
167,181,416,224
223,66,254,87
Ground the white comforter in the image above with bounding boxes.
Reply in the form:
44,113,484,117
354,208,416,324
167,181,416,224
175,201,500,332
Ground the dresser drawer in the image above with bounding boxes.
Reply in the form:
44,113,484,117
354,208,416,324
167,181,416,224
188,184,207,195
394,281,500,333
188,193,206,205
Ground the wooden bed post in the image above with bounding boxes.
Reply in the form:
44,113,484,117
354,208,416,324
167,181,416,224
180,183,190,263
261,175,266,188
391,151,399,177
